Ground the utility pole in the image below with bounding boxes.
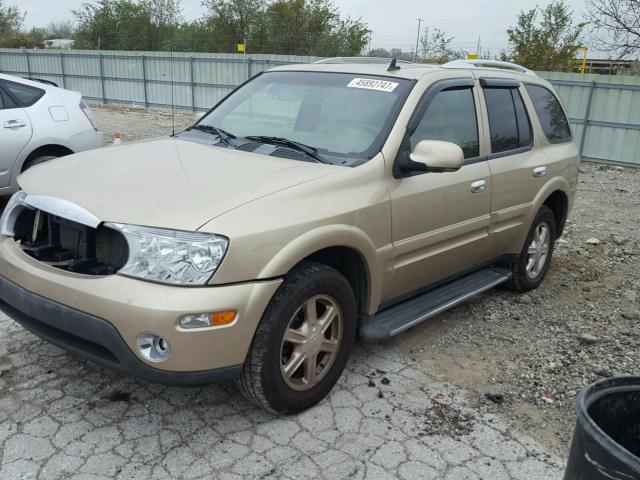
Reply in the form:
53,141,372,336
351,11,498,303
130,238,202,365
414,18,423,62
367,29,373,56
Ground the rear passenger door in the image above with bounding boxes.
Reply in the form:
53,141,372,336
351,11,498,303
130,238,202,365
0,82,33,188
478,77,549,256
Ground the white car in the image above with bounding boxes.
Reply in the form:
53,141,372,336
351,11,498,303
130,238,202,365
0,73,105,196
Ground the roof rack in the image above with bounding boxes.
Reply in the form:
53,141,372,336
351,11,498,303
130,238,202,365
442,59,538,77
314,57,414,65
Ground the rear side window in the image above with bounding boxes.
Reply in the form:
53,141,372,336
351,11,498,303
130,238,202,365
525,84,571,142
0,88,18,109
483,88,532,154
1,80,45,107
410,87,480,159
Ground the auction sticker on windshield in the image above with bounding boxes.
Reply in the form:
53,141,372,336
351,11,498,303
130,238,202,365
347,78,399,92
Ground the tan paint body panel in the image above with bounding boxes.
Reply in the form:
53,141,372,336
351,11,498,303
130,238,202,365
18,137,342,231
0,237,281,371
1,62,580,373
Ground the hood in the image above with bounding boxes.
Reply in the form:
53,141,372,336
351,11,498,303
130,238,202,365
18,137,340,231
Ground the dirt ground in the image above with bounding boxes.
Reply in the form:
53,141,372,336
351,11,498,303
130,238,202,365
87,104,640,456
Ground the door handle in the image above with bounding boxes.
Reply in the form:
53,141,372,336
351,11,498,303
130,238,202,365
3,120,27,129
533,166,547,177
470,180,486,193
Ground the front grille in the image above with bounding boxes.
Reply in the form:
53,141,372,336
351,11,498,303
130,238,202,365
13,209,128,275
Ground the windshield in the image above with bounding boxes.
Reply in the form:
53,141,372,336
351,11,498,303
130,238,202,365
196,71,412,164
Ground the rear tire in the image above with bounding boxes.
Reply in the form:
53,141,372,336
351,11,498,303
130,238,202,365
507,205,557,292
237,261,357,414
22,155,58,171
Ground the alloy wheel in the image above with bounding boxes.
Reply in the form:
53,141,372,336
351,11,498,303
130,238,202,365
279,294,343,391
526,222,551,279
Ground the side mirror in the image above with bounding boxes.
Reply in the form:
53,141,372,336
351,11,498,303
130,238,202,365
409,140,464,173
194,111,206,122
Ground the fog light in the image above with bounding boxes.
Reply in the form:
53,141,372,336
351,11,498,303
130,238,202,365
137,333,171,362
179,310,236,329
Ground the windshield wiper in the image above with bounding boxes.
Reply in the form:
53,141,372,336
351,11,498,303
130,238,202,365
190,124,236,146
244,135,327,163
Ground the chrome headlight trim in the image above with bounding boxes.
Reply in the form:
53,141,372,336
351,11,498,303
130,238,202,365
0,191,101,237
105,223,229,286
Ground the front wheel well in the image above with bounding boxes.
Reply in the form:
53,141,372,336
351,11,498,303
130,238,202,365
543,190,569,238
300,246,370,315
22,144,74,171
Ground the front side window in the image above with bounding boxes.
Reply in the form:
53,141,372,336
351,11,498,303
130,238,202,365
2,81,44,107
484,87,532,154
410,87,479,159
197,71,412,164
525,84,572,142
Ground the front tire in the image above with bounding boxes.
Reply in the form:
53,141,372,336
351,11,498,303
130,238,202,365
237,261,357,414
507,205,557,292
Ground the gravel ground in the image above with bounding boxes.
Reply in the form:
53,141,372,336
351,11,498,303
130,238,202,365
0,105,638,479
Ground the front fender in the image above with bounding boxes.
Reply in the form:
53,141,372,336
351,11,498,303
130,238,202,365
258,224,383,314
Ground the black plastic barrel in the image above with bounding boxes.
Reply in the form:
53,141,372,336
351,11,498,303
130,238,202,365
564,376,640,479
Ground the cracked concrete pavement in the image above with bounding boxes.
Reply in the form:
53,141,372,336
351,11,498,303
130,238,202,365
0,308,564,480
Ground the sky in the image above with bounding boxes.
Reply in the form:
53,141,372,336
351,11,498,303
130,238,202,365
18,0,590,55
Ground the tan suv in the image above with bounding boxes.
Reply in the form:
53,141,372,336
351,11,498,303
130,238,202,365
0,58,579,413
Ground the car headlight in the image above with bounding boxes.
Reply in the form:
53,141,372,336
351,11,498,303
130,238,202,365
106,223,228,285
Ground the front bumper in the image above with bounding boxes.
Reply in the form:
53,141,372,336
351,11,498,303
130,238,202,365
0,237,281,384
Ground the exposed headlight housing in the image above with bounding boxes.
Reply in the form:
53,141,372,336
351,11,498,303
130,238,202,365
0,190,28,236
106,223,228,285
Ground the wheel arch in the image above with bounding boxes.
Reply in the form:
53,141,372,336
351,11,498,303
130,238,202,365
257,225,382,315
542,189,569,238
21,144,74,171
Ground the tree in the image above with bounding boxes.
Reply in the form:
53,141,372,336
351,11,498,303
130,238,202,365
73,0,182,50
0,0,24,46
587,0,640,58
419,27,464,63
202,0,265,51
203,0,368,56
503,1,586,71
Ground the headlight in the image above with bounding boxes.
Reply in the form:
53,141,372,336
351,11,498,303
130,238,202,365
106,223,228,285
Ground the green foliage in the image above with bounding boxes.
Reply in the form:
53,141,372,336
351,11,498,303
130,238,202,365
0,0,24,46
73,0,182,50
70,0,367,54
368,27,465,64
503,0,586,71
419,27,466,63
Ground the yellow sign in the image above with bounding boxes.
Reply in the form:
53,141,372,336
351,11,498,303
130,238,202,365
466,54,478,60
237,43,245,53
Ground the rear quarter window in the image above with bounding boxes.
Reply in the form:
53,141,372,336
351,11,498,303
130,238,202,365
1,80,45,107
525,84,571,143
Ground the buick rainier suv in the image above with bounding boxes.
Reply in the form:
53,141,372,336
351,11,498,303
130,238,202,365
0,58,579,413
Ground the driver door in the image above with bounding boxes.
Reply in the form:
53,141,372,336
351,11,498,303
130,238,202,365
385,77,492,301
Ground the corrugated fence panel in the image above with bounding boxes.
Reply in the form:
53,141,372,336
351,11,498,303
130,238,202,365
539,71,640,166
0,49,638,166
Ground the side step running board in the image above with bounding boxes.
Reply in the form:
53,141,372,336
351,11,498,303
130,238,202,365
359,267,512,342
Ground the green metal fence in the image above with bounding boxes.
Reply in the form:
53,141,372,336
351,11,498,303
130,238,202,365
539,71,640,167
0,48,319,111
0,49,638,166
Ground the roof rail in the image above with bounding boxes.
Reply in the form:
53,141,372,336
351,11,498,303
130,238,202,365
442,59,537,77
314,57,414,65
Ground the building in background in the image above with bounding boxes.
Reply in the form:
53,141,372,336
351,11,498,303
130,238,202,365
43,39,75,49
